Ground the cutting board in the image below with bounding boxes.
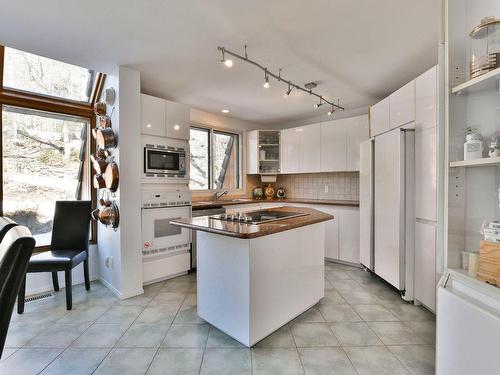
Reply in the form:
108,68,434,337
477,240,500,287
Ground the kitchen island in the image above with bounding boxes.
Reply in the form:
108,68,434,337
171,206,333,347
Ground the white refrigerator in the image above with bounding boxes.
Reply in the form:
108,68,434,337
373,128,415,301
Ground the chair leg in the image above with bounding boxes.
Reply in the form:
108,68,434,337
65,269,72,310
52,272,60,291
83,259,90,291
17,276,26,314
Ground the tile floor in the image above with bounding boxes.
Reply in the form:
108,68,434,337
0,262,435,375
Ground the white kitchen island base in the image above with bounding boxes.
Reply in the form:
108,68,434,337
196,222,325,347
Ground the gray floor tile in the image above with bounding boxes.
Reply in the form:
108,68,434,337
386,304,435,321
57,305,109,324
94,348,156,375
4,322,48,347
320,289,347,305
25,323,90,348
71,323,129,348
40,347,110,375
388,345,435,375
371,288,405,304
367,322,425,345
0,348,63,375
345,270,373,281
163,324,209,348
143,281,165,293
325,270,351,281
136,304,180,325
252,348,304,375
292,306,326,323
184,293,197,305
290,323,339,347
405,321,436,345
149,292,186,306
352,304,400,321
328,279,362,292
200,348,251,375
161,279,192,293
206,327,246,348
117,293,155,306
117,323,169,348
340,289,380,304
147,348,204,375
173,303,205,324
298,347,356,375
344,346,410,375
318,304,362,322
330,322,384,346
96,305,144,324
254,325,295,348
0,348,18,361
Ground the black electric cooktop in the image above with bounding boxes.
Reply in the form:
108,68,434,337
209,210,307,224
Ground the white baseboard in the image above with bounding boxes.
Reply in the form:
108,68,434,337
25,270,98,297
98,276,144,300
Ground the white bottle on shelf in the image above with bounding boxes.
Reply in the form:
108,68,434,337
464,127,483,160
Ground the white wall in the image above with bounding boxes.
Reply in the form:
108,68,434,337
98,66,143,299
190,107,260,132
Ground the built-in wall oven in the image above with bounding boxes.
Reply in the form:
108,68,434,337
141,187,192,284
142,136,188,182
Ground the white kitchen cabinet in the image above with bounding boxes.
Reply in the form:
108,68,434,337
247,130,258,174
281,127,301,174
415,66,437,131
141,93,166,137
346,115,370,171
415,127,437,221
323,207,339,260
338,207,360,264
299,124,321,173
369,97,390,137
390,80,415,129
320,120,347,172
165,100,190,140
415,221,436,311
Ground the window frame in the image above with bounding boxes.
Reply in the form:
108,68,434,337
189,123,243,194
0,45,105,251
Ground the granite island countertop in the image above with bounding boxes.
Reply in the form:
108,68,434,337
171,206,334,239
191,198,359,210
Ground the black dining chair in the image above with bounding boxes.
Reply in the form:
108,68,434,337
17,200,92,312
0,220,36,359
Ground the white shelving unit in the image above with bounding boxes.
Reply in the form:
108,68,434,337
451,67,500,94
449,156,500,167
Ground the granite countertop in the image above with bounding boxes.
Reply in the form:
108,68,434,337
171,206,334,239
192,198,359,210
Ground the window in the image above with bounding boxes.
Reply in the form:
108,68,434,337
189,126,241,190
3,47,96,103
2,106,90,246
1,44,104,249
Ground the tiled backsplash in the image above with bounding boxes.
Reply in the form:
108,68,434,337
247,172,359,201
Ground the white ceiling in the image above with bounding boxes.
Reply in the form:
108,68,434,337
0,0,439,124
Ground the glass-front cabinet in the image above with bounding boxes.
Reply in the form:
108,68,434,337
247,130,281,174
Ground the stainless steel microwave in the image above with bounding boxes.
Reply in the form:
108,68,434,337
144,145,186,177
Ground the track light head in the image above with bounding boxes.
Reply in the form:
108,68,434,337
263,70,270,88
327,106,335,116
219,48,233,68
314,97,324,109
283,84,293,98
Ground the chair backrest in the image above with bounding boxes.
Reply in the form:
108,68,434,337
0,225,35,358
50,200,92,251
0,217,17,244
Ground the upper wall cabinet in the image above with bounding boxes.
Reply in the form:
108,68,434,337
140,94,190,140
281,127,301,174
346,115,369,171
415,66,438,131
389,80,415,129
141,94,166,137
166,100,190,140
320,120,347,172
299,124,321,173
370,97,390,137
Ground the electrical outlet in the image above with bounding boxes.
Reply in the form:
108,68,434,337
105,256,110,268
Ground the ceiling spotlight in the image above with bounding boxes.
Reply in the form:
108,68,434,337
327,106,335,116
283,84,293,98
219,48,233,68
221,109,230,113
263,70,270,88
314,97,324,109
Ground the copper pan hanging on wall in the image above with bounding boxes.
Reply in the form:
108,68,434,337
104,160,119,192
96,128,117,149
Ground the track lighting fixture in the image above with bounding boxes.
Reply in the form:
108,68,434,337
216,46,344,114
314,97,324,109
263,70,270,88
219,48,233,67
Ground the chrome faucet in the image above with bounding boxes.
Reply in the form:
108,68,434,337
215,190,229,201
